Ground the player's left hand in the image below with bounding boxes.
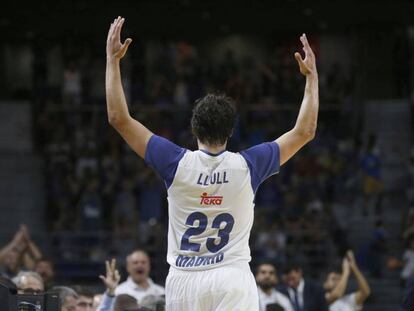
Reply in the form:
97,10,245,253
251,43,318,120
294,33,317,76
106,16,132,60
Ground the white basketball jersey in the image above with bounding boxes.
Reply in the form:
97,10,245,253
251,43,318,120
145,135,280,271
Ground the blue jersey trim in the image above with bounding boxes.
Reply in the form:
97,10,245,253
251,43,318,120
145,135,186,189
240,142,280,193
199,149,227,157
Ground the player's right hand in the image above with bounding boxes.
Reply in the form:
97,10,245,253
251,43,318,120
106,16,132,60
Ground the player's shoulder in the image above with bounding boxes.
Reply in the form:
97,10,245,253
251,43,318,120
223,150,249,167
179,149,248,169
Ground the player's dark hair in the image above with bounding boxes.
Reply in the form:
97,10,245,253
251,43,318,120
191,94,237,146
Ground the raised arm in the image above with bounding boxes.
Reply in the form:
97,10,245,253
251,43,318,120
21,225,42,270
0,227,26,263
347,250,371,305
276,34,318,166
326,258,351,304
106,16,153,158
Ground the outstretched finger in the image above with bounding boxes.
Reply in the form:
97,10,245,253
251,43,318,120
300,34,310,48
301,34,314,57
107,23,115,42
110,258,116,272
108,17,121,40
105,260,110,274
115,270,121,281
114,17,125,41
114,16,121,27
111,17,121,40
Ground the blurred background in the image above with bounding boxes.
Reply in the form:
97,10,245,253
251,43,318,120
0,0,413,310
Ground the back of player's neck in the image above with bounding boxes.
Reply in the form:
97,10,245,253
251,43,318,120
198,142,226,155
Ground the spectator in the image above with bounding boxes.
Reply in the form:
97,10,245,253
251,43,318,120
96,259,120,311
279,263,328,311
0,225,43,278
0,228,26,277
387,235,414,285
74,287,95,311
34,258,55,289
114,294,139,311
20,225,43,271
324,251,370,310
52,286,79,311
256,263,293,311
93,294,103,311
115,250,164,304
12,271,44,294
140,294,166,311
0,248,23,279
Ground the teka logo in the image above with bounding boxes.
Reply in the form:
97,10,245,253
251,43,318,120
200,193,223,206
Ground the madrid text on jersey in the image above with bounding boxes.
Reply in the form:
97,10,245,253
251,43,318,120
196,171,229,186
175,252,224,268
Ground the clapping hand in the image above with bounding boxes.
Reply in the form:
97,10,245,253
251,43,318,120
346,250,357,270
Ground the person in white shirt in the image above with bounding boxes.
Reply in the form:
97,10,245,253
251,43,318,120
115,250,164,304
324,250,371,311
256,263,293,311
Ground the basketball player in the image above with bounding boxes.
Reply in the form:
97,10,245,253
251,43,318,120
106,16,318,311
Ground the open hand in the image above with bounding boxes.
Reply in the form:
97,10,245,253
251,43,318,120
294,34,317,76
106,16,132,60
99,258,121,295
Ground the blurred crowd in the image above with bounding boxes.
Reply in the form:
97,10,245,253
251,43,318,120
0,35,411,310
31,38,359,277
